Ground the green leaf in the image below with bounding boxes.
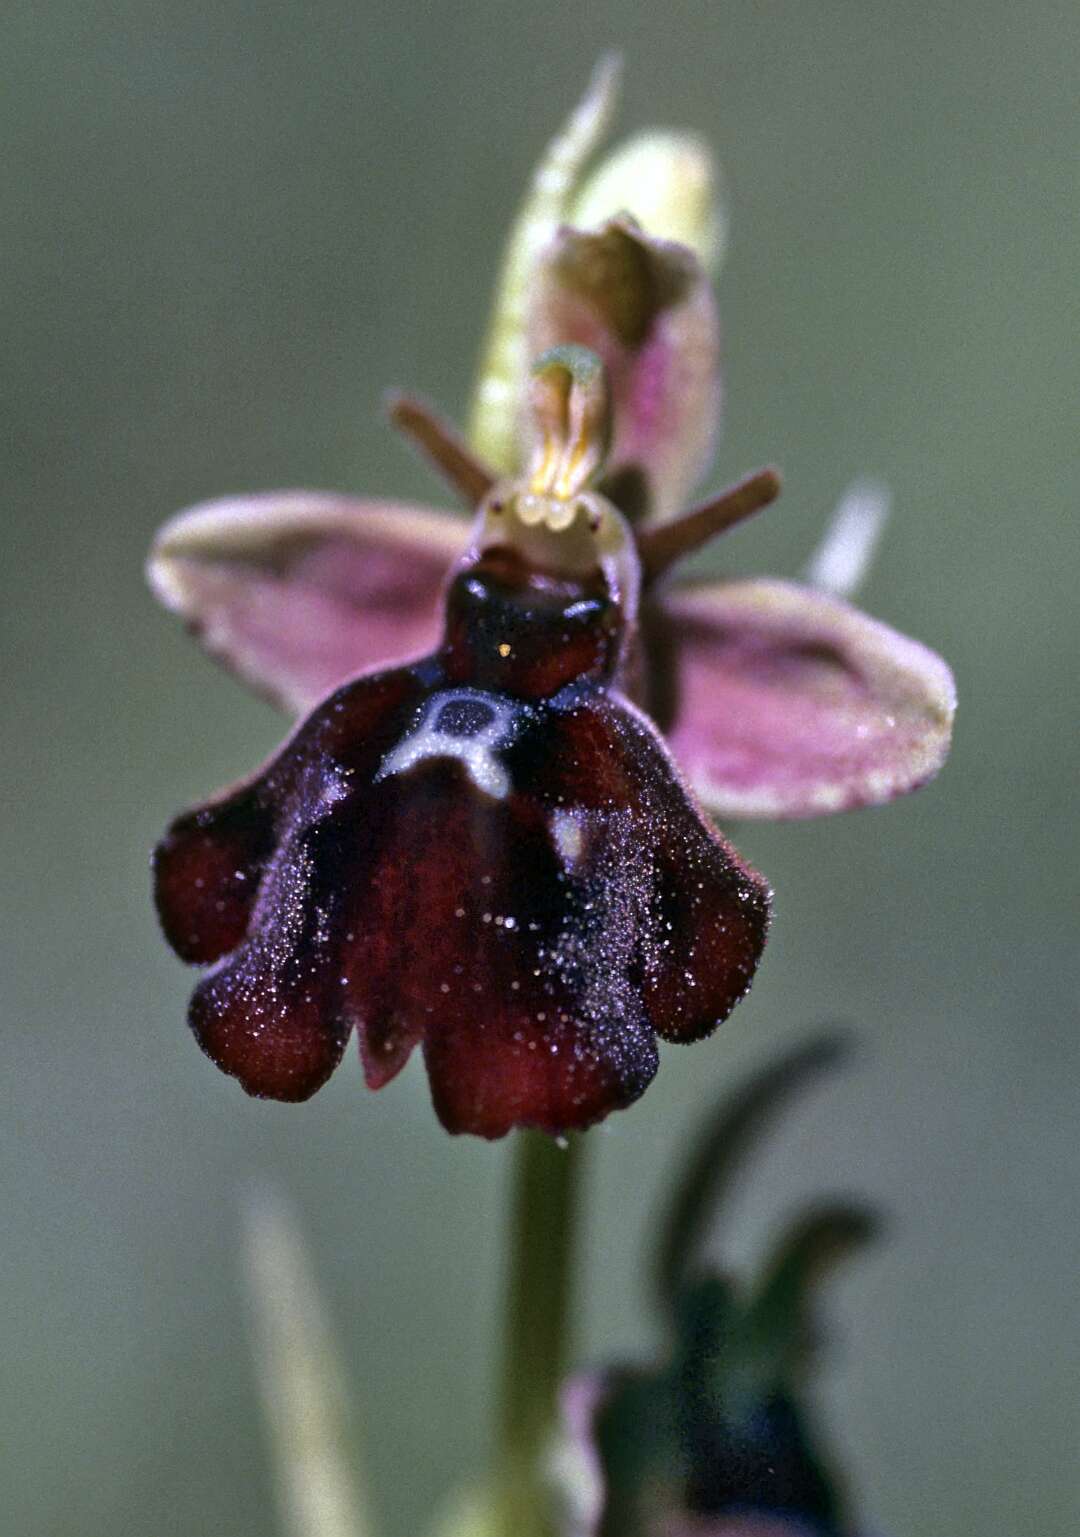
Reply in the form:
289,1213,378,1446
652,1032,853,1310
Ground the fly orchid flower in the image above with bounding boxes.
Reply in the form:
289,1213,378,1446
154,347,770,1136
150,64,953,1137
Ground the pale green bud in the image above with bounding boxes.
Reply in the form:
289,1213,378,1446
570,130,726,276
466,57,620,472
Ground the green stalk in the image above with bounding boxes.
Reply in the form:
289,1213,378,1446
494,1130,584,1537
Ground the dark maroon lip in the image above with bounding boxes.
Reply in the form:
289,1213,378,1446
155,529,770,1138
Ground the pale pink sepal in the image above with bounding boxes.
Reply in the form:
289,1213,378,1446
148,492,468,713
528,218,720,525
664,578,956,820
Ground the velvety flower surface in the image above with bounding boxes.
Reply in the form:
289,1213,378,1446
155,570,769,1134
150,67,953,1135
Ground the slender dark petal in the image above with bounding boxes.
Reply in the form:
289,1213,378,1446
637,467,782,586
386,392,496,507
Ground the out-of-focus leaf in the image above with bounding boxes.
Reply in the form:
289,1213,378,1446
747,1205,883,1372
242,1188,372,1537
653,1034,852,1309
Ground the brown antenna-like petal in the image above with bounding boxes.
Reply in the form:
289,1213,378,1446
637,466,782,586
387,392,497,508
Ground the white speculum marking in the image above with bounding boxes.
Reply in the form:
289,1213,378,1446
551,809,585,865
376,689,516,800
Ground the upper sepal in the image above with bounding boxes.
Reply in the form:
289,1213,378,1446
569,129,725,276
658,578,956,820
467,57,621,472
527,218,720,525
148,492,467,714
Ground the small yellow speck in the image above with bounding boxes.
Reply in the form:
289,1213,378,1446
497,642,512,657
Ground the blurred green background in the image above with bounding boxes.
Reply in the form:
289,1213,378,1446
4,2,1077,1534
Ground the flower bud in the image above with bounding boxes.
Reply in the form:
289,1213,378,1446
570,130,726,275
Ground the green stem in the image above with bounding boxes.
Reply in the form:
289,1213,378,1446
494,1130,584,1537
